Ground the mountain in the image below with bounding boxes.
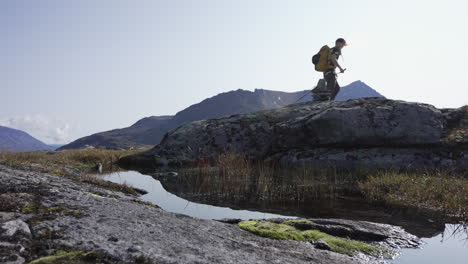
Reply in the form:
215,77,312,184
0,126,54,152
59,116,174,150
335,80,382,100
60,81,383,150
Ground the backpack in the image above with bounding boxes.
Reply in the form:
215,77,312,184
312,45,334,72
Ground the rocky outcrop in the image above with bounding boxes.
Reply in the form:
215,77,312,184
0,219,31,264
120,98,467,170
61,81,383,150
0,165,420,264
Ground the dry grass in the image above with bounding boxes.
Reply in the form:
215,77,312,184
179,153,468,221
0,148,148,194
359,171,468,219
0,149,143,173
179,153,364,203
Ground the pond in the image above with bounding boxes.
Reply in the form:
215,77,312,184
101,170,467,264
102,170,295,220
389,224,467,264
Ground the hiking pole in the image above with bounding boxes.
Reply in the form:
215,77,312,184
293,90,312,104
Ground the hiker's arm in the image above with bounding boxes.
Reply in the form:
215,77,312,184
331,54,345,72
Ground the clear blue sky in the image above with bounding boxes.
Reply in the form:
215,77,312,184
1,0,467,144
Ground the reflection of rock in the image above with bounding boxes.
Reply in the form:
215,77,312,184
121,98,467,170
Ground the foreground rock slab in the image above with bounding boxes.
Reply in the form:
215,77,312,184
0,165,423,264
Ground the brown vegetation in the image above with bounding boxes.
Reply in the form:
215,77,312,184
180,153,467,221
0,149,148,194
359,171,467,219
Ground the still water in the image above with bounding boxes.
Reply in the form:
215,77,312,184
389,224,467,264
102,170,295,220
101,170,467,264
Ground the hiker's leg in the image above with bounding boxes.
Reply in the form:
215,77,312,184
312,73,329,102
324,71,335,91
325,71,337,100
331,80,340,100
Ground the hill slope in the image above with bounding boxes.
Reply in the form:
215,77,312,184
60,80,383,150
0,126,54,152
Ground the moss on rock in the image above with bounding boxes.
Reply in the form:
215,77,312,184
28,251,97,264
21,204,38,214
45,207,88,217
238,221,306,241
302,229,380,256
238,220,382,256
283,219,314,225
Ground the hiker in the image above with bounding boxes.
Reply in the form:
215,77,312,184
312,38,347,101
325,38,347,100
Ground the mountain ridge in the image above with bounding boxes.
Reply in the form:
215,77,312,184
60,81,383,150
0,126,54,152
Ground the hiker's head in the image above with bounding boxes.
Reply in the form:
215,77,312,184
335,38,347,49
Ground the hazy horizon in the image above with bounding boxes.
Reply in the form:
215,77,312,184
2,0,467,144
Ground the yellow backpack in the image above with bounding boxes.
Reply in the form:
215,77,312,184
312,45,335,72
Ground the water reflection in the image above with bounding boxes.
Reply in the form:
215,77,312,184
101,170,467,264
391,224,468,264
154,169,447,238
101,170,295,220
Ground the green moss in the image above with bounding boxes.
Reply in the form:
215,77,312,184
283,219,314,225
41,207,88,217
238,220,382,256
21,204,38,214
302,230,380,256
28,251,96,264
62,209,87,217
238,221,306,241
76,163,91,170
22,205,88,219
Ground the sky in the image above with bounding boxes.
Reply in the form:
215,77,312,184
1,0,467,144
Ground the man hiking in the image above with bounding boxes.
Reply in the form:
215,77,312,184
312,38,347,101
325,38,347,100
